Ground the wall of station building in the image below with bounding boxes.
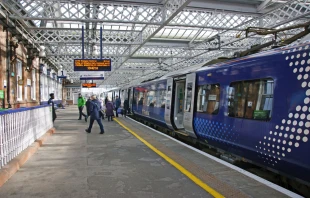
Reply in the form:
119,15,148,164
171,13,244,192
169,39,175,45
0,24,63,109
39,65,64,105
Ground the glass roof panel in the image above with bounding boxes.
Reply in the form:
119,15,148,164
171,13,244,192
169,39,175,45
63,23,70,28
187,30,198,39
169,29,179,38
33,20,40,27
46,22,54,28
20,0,27,7
71,23,79,28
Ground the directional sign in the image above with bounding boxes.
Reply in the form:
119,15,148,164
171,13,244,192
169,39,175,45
82,83,96,88
80,73,104,80
74,59,111,71
57,70,67,78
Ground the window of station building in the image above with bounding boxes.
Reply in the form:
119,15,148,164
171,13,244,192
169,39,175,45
67,89,71,100
196,84,220,115
16,59,23,101
228,78,274,121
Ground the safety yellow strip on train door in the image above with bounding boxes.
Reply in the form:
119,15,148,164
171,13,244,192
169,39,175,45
114,118,225,198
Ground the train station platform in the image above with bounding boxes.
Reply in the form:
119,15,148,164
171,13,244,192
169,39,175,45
0,106,301,198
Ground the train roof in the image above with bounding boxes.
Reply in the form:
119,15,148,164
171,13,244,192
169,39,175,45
196,38,310,73
158,61,210,80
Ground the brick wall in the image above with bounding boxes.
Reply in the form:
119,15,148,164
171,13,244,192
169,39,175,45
0,24,40,109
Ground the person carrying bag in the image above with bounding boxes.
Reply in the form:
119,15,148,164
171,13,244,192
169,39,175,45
85,95,105,134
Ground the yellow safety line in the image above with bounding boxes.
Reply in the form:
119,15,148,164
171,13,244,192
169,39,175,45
114,118,225,198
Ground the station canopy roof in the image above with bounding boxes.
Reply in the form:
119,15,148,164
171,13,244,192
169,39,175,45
0,0,310,88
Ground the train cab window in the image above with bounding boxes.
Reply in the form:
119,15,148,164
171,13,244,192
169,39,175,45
228,78,274,121
196,84,220,115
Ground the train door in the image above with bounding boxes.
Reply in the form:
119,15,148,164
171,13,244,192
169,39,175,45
128,88,133,113
183,73,197,138
164,78,174,130
173,80,185,129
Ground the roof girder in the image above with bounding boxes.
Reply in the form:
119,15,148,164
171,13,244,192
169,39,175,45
1,0,310,87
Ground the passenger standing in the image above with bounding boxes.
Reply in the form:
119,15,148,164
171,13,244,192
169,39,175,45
78,93,88,122
104,96,108,105
123,98,129,118
99,98,104,120
115,95,121,117
106,97,114,121
48,93,56,122
85,95,104,134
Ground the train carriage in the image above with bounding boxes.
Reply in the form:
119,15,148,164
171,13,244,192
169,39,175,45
130,40,310,185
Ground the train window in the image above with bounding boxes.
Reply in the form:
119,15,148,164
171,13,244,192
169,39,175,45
185,83,193,112
228,78,274,121
147,91,156,107
196,84,220,115
158,90,166,108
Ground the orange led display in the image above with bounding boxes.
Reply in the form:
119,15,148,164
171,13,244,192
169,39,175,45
82,83,96,88
74,59,111,71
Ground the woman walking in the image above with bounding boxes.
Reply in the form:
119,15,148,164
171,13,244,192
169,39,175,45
105,97,114,121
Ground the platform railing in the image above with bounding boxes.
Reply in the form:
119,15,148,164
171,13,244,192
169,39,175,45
0,106,53,169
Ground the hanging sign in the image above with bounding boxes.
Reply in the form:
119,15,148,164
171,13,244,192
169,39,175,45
74,59,111,71
80,73,104,80
82,83,96,88
58,70,67,78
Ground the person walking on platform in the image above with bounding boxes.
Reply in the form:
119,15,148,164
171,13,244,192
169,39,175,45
123,98,129,118
78,93,88,122
85,97,91,117
106,97,114,121
85,95,104,134
115,95,121,117
48,93,57,122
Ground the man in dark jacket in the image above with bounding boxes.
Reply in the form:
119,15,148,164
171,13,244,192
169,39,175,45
123,98,129,118
115,95,121,117
104,96,108,105
85,97,91,116
85,95,104,134
48,93,56,122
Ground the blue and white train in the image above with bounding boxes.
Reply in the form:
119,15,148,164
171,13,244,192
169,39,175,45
114,39,310,186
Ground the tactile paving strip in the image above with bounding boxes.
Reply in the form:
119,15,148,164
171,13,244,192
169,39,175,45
119,118,249,198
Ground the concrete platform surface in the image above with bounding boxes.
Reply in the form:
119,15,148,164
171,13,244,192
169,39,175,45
0,107,210,198
0,106,296,198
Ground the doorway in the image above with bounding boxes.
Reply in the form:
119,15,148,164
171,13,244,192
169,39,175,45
173,81,185,129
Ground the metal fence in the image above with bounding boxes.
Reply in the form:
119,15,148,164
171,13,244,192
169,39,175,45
0,106,53,169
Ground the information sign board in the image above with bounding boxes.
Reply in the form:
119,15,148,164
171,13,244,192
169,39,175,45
74,59,111,71
82,83,96,88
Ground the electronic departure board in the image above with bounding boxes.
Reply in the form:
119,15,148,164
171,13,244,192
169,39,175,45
82,83,96,88
74,59,111,71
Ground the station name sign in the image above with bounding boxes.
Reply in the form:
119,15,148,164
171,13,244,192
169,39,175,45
82,83,97,88
74,59,111,71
